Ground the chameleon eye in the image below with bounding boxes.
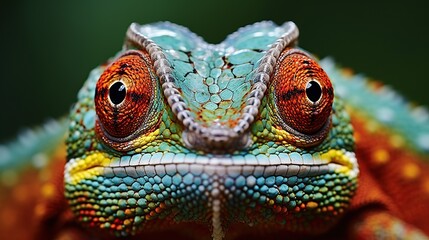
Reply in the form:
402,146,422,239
273,49,334,135
95,50,154,139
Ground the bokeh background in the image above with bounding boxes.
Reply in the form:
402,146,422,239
1,0,428,142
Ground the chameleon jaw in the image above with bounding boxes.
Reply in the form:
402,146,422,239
64,150,358,238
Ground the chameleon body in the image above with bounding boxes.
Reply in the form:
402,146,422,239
1,21,429,240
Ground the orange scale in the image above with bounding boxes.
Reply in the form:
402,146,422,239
155,207,163,213
273,205,282,213
125,209,133,215
282,207,288,213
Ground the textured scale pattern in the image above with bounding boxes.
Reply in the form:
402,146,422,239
0,21,428,240
137,22,267,126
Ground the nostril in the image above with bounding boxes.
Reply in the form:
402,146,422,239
182,126,252,153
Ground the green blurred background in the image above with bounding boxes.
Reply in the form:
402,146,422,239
1,0,428,142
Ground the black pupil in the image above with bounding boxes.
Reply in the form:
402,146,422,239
109,81,126,105
305,80,322,103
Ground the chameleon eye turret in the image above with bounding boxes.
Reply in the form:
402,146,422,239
272,48,334,139
94,50,155,140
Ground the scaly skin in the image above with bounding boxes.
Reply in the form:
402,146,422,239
0,21,429,240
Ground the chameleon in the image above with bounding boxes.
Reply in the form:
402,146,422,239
0,21,429,240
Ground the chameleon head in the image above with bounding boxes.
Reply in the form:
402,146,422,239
64,21,358,238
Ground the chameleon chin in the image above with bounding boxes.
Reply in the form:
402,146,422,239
1,21,429,240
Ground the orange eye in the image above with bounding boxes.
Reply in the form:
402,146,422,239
95,50,154,139
273,49,334,134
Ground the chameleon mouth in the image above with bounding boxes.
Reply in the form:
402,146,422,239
64,150,358,239
64,149,358,185
106,150,357,178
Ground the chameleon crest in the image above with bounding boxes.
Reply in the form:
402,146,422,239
65,21,357,239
